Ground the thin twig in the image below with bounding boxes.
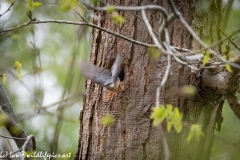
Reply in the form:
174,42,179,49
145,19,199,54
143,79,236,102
219,28,240,51
161,52,171,87
81,2,169,19
1,19,155,48
21,135,36,160
73,9,89,23
141,9,166,54
0,2,14,17
159,125,170,160
132,12,159,37
156,29,172,160
215,135,240,152
0,134,26,140
161,29,172,88
222,0,234,31
171,27,240,57
168,0,240,69
4,15,239,61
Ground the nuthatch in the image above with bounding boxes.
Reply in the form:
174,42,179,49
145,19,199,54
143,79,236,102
79,54,123,91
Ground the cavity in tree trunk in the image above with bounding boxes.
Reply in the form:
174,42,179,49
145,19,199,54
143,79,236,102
75,0,225,159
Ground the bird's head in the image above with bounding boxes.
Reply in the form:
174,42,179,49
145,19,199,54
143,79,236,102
105,78,121,91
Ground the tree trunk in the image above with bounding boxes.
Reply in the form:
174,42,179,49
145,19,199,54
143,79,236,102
75,0,223,159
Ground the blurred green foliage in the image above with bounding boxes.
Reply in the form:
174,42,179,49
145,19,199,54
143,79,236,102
100,113,115,127
211,1,240,159
0,0,91,158
150,104,184,134
211,101,240,160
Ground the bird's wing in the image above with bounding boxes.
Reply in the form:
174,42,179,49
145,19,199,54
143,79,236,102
111,54,123,82
79,61,113,87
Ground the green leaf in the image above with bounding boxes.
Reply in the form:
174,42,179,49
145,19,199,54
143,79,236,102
165,104,173,117
181,85,197,97
91,0,99,5
70,0,78,9
12,0,16,5
171,108,183,133
187,124,204,143
173,107,182,120
101,113,115,126
166,107,183,133
150,106,166,126
228,51,235,61
203,52,210,65
0,113,8,126
112,12,125,26
14,61,22,80
149,47,160,59
107,5,115,14
58,0,77,11
174,121,182,133
187,128,194,142
33,2,42,7
28,0,34,11
59,4,71,12
223,45,230,56
151,105,183,133
222,55,227,60
225,63,232,73
167,121,172,132
2,73,6,85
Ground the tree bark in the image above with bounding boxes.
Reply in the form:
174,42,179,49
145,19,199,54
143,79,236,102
75,0,224,160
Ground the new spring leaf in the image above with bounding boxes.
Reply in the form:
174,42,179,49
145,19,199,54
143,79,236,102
107,5,115,14
203,51,210,65
167,107,183,133
187,124,204,143
150,105,168,126
2,73,6,85
101,113,115,126
27,0,41,11
112,12,125,26
14,61,22,80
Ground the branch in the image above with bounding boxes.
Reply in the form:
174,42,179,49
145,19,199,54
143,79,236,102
156,29,172,160
0,82,19,123
81,2,240,69
0,134,36,160
168,0,240,69
50,42,80,154
0,110,33,151
219,28,240,51
81,2,169,19
0,134,26,140
0,82,33,151
201,66,240,120
131,12,159,37
221,90,240,119
0,2,14,17
222,0,234,31
21,135,36,160
141,9,166,54
192,27,240,56
1,19,154,48
215,135,240,152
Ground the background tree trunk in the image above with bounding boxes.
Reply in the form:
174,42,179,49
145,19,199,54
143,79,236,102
75,0,222,159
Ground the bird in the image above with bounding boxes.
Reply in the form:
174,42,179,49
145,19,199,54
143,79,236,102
79,54,123,91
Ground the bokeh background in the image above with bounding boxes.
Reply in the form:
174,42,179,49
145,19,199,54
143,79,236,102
0,0,91,156
0,0,240,159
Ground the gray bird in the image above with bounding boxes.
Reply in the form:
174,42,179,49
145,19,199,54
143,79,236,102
79,54,123,91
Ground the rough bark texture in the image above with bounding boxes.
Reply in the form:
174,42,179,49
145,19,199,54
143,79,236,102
75,0,224,160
